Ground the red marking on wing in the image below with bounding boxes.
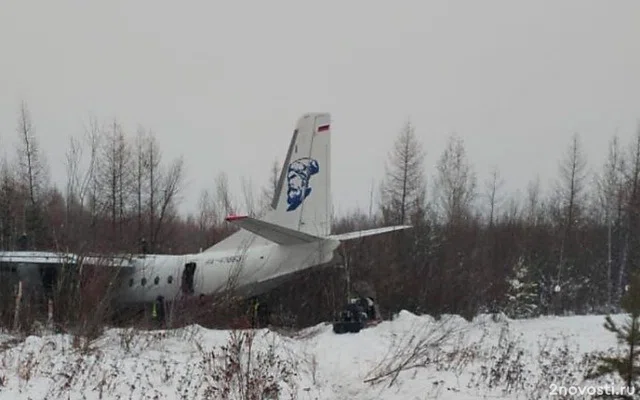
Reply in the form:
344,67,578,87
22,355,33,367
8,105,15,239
226,214,248,222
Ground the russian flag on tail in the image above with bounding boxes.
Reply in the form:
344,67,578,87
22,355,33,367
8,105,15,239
317,124,330,133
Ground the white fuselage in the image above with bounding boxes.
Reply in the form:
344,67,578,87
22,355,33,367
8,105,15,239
115,238,340,304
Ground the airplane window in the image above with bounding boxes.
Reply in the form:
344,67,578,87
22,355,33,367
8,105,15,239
129,278,134,287
168,275,173,284
154,276,160,285
141,278,147,286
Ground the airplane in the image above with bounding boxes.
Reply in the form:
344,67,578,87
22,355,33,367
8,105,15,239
0,113,411,311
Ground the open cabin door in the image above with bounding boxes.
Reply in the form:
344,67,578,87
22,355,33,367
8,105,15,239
181,262,196,295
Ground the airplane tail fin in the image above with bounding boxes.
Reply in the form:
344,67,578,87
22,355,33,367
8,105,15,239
205,113,415,251
264,113,331,237
205,113,331,251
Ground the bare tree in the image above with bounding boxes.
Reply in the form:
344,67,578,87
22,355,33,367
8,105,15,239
0,140,5,249
241,176,258,217
198,189,217,227
143,130,162,247
63,134,88,248
150,156,184,248
81,118,103,246
79,120,102,207
110,126,186,252
432,133,476,226
15,102,49,248
260,158,280,213
65,136,82,225
197,188,218,249
555,133,588,276
65,136,82,205
379,120,426,225
98,119,133,243
133,127,147,238
64,118,102,238
16,102,48,206
617,126,640,304
596,135,626,307
485,166,505,228
546,133,589,314
525,176,542,226
502,191,522,224
215,172,235,219
0,160,18,250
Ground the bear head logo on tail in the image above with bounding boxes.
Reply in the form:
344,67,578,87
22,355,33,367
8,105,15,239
286,157,319,211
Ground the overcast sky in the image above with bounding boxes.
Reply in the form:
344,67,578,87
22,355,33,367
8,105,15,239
1,1,639,217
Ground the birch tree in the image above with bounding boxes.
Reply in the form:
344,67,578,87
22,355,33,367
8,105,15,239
596,135,626,307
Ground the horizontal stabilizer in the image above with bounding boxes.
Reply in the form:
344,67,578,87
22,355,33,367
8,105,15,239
328,225,412,241
226,215,323,245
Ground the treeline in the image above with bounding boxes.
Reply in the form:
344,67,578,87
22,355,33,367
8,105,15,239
1,103,638,328
278,120,640,325
0,102,228,255
332,120,640,322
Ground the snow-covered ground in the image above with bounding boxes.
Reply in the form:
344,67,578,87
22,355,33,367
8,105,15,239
0,311,632,399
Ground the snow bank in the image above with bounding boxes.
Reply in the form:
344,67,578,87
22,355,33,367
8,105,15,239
0,312,629,399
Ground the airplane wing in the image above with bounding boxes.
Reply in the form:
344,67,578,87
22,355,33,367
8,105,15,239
225,215,323,245
328,225,413,241
0,251,135,268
